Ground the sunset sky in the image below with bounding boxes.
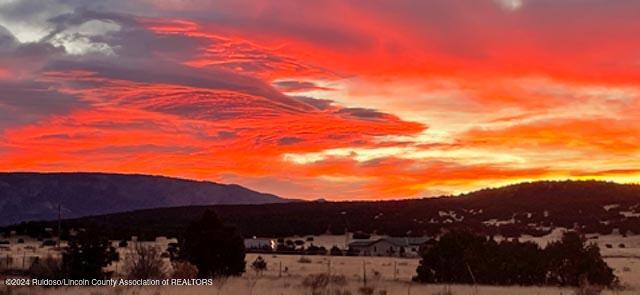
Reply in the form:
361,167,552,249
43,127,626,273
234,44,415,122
1,0,639,200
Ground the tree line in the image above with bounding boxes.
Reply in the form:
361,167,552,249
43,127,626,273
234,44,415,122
414,231,617,287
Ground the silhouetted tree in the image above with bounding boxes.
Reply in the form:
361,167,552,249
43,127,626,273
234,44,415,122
182,210,245,278
414,231,499,284
62,229,118,279
545,232,616,286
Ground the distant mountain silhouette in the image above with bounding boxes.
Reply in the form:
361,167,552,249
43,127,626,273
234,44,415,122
7,180,639,240
0,172,292,225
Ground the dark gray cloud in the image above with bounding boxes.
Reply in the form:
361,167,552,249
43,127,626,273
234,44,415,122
336,107,386,119
213,131,237,140
278,137,305,145
0,25,18,48
35,133,72,140
77,144,199,155
0,25,65,74
0,81,88,129
90,121,159,130
294,96,334,110
273,80,333,92
0,81,84,115
186,126,238,141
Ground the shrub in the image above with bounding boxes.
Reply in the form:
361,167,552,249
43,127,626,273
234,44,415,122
306,245,327,255
358,286,375,295
298,256,312,263
42,240,56,246
573,284,604,295
167,242,180,260
251,256,267,275
330,245,343,256
29,256,64,279
171,261,198,279
123,243,168,279
302,273,347,295
432,285,454,295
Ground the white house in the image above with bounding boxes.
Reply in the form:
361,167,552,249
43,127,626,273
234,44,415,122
244,237,276,251
348,237,430,257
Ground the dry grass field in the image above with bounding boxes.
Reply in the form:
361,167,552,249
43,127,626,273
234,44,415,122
2,233,640,294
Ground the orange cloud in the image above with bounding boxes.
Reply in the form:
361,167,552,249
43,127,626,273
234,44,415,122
461,118,640,154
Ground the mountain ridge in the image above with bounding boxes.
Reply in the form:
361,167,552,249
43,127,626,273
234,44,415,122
5,180,639,240
0,172,294,225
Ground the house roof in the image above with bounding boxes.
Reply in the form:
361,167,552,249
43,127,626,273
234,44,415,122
348,240,379,247
385,237,430,246
348,237,430,248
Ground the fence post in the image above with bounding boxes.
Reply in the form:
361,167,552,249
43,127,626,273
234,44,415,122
394,260,397,280
327,259,332,295
362,260,367,288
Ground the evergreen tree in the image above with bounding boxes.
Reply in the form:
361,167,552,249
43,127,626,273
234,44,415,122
182,210,245,278
62,229,118,279
545,232,616,286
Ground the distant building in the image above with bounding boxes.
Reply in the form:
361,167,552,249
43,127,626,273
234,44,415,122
244,237,276,251
348,237,430,257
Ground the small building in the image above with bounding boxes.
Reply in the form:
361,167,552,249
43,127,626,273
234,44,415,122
348,237,430,257
244,237,276,251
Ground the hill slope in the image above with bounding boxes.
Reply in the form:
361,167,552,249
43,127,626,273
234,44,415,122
0,172,291,225
4,180,640,240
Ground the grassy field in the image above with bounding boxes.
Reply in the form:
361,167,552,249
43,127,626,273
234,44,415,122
1,275,638,294
2,233,640,294
2,253,639,294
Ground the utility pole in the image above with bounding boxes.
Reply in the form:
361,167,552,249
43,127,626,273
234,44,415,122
57,202,62,248
341,211,349,250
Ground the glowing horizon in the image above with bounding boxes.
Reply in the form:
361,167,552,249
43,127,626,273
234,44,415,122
1,0,640,200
